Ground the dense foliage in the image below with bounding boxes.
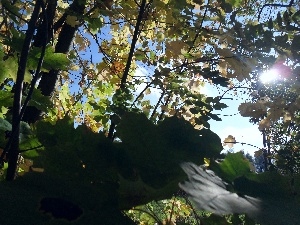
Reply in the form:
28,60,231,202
0,0,300,224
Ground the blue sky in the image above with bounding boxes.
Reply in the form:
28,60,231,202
206,85,264,155
71,13,266,156
135,66,263,155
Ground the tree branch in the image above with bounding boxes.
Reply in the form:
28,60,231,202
258,0,294,21
108,0,147,140
120,0,147,89
6,0,42,181
150,90,165,119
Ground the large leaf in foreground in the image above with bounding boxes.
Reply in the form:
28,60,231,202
116,112,222,188
180,153,300,225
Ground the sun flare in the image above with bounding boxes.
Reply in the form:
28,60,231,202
259,69,279,83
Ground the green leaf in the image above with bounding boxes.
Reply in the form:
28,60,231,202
267,18,273,30
208,113,222,121
277,12,283,27
28,89,52,111
86,17,103,34
135,52,145,61
19,136,44,158
225,0,242,7
0,51,19,83
28,46,70,71
202,214,230,225
182,52,194,59
0,118,11,148
0,90,13,109
213,102,228,110
210,152,252,182
1,0,23,24
291,35,300,52
292,10,300,23
117,112,222,187
2,27,25,52
149,51,156,60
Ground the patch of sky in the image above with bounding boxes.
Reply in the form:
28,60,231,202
206,82,264,155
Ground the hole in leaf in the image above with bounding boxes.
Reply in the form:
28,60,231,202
39,197,83,221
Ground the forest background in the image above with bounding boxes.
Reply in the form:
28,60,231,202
0,0,300,224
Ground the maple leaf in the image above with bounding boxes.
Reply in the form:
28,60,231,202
258,118,272,130
65,15,80,27
223,135,236,148
238,102,268,118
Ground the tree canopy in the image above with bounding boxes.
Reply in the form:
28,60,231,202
0,0,300,224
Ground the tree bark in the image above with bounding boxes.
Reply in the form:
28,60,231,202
22,0,86,123
6,0,41,181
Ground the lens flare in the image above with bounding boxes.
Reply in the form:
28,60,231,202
259,69,279,83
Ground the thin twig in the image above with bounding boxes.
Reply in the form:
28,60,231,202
150,90,165,119
258,0,294,21
158,93,171,121
130,81,153,108
2,2,29,23
5,0,42,181
19,145,44,153
120,0,147,89
107,0,148,140
224,141,262,149
20,0,48,122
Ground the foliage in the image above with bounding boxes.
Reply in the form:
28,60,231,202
181,153,300,225
0,0,300,224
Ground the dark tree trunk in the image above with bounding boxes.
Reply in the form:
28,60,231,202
22,0,86,123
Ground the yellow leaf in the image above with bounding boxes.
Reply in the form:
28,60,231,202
169,109,176,115
254,149,263,158
204,158,210,166
66,15,80,27
283,111,292,122
70,65,80,71
238,102,267,118
96,61,108,71
166,41,189,58
258,118,272,130
58,0,69,8
161,105,168,111
31,167,44,173
145,88,151,95
223,135,236,148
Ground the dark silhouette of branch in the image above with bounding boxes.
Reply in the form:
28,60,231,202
6,0,42,181
223,141,262,150
130,81,153,108
171,56,232,72
150,90,165,119
158,93,171,121
2,1,29,23
258,0,294,21
19,145,44,153
20,3,48,125
107,0,147,140
120,0,147,89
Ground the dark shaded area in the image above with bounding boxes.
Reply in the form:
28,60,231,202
39,197,83,221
